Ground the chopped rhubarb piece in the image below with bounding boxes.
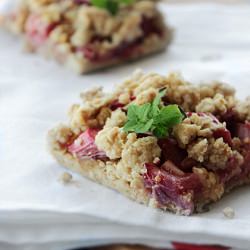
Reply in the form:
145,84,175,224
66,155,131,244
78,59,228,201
143,163,203,215
158,138,187,166
217,156,242,184
73,0,90,5
223,151,250,190
242,151,250,174
162,160,185,176
109,95,135,111
79,45,98,61
180,158,199,172
141,16,163,37
213,128,233,146
25,14,58,48
219,108,238,123
77,16,164,62
235,122,250,141
172,242,230,250
109,100,125,111
158,138,198,172
68,128,107,160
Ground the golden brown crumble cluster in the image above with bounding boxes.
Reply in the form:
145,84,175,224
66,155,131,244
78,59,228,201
174,113,243,170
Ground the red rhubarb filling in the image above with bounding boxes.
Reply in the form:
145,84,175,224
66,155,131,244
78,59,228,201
25,14,59,48
144,162,203,215
143,112,250,213
73,0,90,5
68,128,107,160
76,16,164,63
221,122,250,188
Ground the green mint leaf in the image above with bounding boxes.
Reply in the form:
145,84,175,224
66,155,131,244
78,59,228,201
124,104,153,133
107,0,119,15
91,0,134,15
155,104,184,128
123,120,137,132
151,88,166,117
153,126,169,138
127,104,139,121
120,0,134,4
138,103,151,122
123,89,184,138
133,119,154,134
91,0,108,9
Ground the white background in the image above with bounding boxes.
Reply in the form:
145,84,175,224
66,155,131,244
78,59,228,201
1,2,250,250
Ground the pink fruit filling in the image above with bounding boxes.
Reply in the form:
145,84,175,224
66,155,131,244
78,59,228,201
73,0,90,5
235,122,250,141
143,162,203,215
25,14,59,48
221,122,250,187
144,112,250,213
77,16,164,63
109,100,126,111
68,128,107,160
109,96,135,111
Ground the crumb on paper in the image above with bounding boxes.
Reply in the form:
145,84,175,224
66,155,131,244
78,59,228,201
223,207,235,219
59,172,73,184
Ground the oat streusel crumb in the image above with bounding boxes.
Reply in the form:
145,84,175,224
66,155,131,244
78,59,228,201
223,207,235,219
59,172,73,184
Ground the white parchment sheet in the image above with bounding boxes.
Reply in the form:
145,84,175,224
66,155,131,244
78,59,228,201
1,2,250,250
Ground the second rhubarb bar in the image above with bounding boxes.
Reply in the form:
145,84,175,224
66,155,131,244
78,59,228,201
3,0,173,73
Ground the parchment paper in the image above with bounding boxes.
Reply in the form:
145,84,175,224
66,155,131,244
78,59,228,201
1,2,250,250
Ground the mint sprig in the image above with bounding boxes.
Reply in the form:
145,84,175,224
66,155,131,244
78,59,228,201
91,0,134,15
123,90,185,138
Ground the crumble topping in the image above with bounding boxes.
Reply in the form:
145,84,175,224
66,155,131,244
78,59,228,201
68,87,113,130
174,113,241,170
104,109,127,129
134,87,158,105
195,93,234,115
48,124,74,150
173,113,225,146
193,167,224,202
121,136,161,168
188,138,234,170
95,127,128,160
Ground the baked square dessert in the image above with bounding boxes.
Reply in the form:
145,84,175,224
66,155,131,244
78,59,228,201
48,70,250,215
2,0,172,73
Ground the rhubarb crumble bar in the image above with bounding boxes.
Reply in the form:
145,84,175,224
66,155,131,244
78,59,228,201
48,70,250,215
2,0,172,73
